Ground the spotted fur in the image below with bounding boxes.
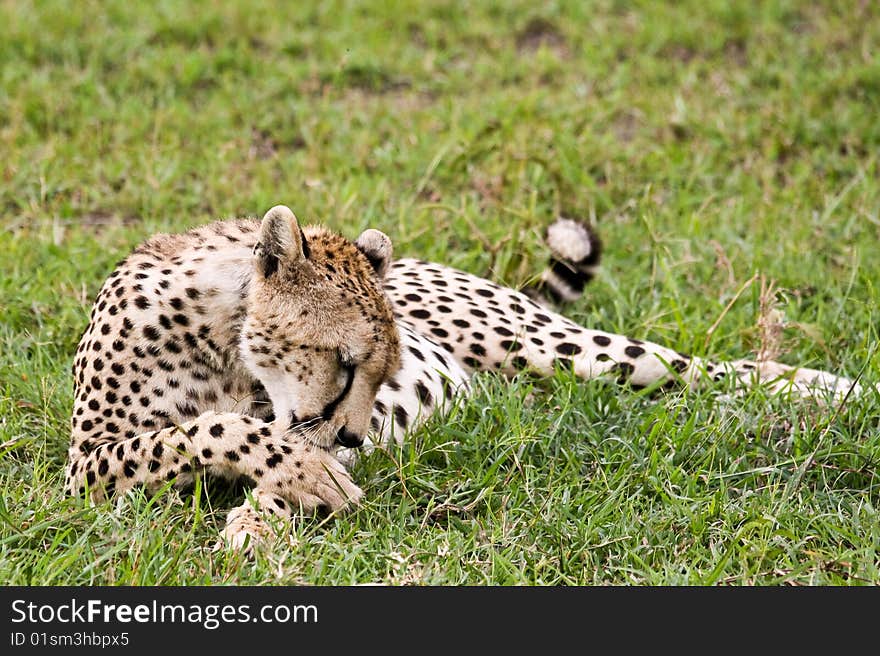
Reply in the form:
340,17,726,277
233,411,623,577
68,207,865,548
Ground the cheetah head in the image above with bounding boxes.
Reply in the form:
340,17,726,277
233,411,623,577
241,205,400,449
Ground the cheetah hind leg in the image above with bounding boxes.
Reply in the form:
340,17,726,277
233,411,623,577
390,258,863,403
495,303,863,403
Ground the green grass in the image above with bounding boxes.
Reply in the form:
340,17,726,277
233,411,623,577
1,0,879,585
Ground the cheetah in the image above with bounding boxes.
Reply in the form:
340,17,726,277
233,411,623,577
67,205,865,548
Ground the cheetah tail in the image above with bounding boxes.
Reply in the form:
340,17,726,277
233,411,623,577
524,217,602,306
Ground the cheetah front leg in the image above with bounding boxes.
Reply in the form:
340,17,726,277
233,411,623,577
386,261,862,401
66,411,361,547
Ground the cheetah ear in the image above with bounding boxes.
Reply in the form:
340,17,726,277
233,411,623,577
355,229,393,278
256,205,309,277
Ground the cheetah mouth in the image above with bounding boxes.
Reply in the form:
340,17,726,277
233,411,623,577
287,414,335,449
284,364,358,449
286,416,364,451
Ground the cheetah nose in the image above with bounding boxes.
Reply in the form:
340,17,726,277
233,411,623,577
335,427,364,448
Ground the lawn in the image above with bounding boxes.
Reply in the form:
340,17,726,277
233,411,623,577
1,0,878,585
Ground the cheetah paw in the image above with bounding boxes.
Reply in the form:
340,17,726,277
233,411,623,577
218,505,275,552
257,441,363,513
287,448,363,513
